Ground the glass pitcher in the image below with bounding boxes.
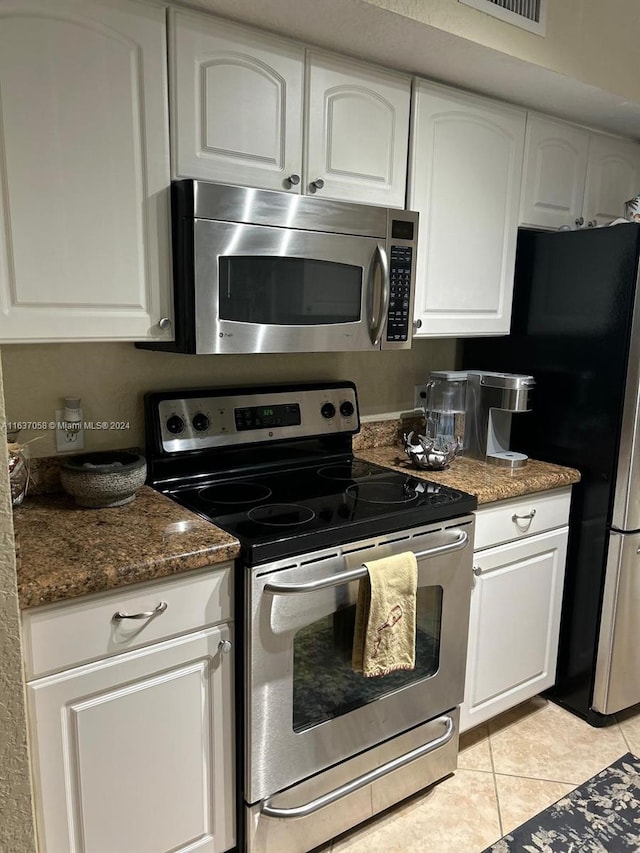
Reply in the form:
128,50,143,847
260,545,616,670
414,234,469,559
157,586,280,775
424,370,468,450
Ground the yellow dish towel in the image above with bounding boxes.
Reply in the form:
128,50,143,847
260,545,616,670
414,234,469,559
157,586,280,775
352,552,418,678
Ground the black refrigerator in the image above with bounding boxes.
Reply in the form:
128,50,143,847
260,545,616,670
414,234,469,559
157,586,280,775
464,223,640,726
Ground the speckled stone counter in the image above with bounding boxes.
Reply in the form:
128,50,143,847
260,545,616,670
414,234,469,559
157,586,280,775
13,486,240,609
356,446,581,504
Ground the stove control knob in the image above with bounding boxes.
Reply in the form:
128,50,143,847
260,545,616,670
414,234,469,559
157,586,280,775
321,402,336,419
192,412,210,432
339,400,354,418
166,415,185,435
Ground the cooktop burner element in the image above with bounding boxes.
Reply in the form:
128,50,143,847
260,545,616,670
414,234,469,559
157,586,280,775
345,480,420,504
317,461,376,480
144,382,477,565
247,503,315,527
199,482,272,504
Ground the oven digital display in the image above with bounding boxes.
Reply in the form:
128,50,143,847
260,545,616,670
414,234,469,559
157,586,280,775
234,403,301,431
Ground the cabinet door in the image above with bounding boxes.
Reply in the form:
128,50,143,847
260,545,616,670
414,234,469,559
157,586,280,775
583,133,640,226
170,9,304,192
519,115,589,230
27,625,234,853
305,52,410,207
409,81,525,337
0,0,172,342
460,528,568,733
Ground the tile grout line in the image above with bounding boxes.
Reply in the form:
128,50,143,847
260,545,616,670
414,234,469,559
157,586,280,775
487,726,504,839
616,715,632,752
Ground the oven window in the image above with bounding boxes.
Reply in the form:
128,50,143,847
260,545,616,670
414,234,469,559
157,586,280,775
292,586,443,733
218,256,362,325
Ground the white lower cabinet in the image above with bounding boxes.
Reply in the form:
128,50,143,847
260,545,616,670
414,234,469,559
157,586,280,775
460,490,570,733
23,567,235,853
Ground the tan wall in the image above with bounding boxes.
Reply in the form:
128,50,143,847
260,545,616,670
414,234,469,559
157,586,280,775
0,353,36,852
363,0,640,102
1,339,457,457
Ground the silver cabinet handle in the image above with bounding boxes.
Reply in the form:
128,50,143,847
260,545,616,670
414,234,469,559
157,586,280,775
262,714,454,819
264,530,469,595
218,639,232,654
473,565,481,576
368,244,390,347
575,216,584,227
587,220,597,228
309,178,325,191
512,509,536,522
158,317,172,331
112,601,168,622
413,318,422,331
286,173,300,186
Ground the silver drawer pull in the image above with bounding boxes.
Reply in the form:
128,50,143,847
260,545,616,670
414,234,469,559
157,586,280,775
218,639,232,654
112,601,168,622
262,714,454,819
512,509,536,522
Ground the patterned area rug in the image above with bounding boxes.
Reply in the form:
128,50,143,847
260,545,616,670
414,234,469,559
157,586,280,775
483,752,640,853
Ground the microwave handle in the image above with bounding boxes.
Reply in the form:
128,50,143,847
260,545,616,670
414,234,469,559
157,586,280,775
368,244,390,347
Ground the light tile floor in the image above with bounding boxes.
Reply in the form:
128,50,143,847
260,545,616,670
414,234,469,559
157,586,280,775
320,696,640,852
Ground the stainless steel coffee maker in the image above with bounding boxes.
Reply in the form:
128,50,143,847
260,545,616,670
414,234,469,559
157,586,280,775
463,371,535,467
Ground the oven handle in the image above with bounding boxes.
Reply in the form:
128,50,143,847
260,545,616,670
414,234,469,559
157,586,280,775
368,243,390,347
262,530,469,595
261,713,455,819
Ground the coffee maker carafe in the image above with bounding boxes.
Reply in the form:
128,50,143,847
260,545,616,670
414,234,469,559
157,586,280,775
424,370,468,450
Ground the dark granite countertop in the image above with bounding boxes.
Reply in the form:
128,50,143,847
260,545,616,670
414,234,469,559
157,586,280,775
14,441,580,610
356,446,581,504
14,486,240,609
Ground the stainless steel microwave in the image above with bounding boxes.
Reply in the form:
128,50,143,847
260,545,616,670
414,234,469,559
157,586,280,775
143,180,419,355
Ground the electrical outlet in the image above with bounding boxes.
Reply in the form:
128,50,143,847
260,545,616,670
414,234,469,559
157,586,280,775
414,384,427,409
55,409,85,453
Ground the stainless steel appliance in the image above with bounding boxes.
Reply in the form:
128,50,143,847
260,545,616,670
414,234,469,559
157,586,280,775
463,370,535,468
145,382,476,853
464,223,640,724
139,181,419,355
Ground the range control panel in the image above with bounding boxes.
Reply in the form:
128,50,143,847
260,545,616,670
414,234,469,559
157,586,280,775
155,384,359,453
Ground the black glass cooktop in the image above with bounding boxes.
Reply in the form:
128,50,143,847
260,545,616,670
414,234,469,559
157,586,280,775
165,458,477,565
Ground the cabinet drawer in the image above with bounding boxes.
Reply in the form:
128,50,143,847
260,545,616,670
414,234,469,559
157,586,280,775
474,487,571,551
22,563,232,679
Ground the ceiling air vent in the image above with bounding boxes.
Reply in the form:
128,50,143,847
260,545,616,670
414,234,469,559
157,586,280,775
458,0,547,35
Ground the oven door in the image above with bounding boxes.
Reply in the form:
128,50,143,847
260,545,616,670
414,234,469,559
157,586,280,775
246,516,474,804
192,219,389,353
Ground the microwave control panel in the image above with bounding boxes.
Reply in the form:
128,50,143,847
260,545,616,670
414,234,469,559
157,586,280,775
386,245,413,342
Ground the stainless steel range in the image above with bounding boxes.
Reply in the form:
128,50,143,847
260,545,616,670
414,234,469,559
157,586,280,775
145,382,477,853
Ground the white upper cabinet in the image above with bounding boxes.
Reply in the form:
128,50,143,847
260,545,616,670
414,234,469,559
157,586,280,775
305,52,410,207
520,115,640,230
583,133,640,227
170,10,410,207
169,9,304,193
409,81,526,337
519,115,590,230
0,0,173,343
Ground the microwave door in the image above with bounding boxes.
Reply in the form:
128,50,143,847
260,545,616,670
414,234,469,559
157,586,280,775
192,220,383,354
